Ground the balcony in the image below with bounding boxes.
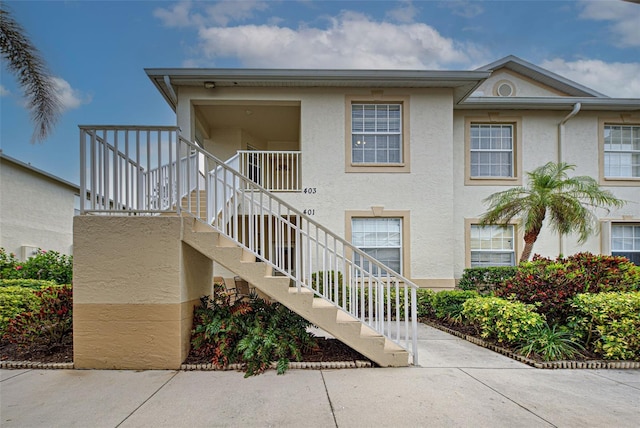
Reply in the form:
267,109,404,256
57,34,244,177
236,150,301,192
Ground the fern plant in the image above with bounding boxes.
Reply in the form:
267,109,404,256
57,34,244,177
190,281,318,376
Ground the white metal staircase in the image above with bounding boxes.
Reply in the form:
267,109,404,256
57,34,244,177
80,126,419,366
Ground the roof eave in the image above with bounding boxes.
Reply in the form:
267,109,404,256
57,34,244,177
457,97,640,111
145,68,492,108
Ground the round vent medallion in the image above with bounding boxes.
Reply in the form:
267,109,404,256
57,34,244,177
496,81,515,97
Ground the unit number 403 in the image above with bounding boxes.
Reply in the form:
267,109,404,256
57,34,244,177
303,187,317,194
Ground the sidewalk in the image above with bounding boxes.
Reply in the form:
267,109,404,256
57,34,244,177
2,325,639,427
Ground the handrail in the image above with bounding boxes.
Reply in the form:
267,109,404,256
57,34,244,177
79,126,418,362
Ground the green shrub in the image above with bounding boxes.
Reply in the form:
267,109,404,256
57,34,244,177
431,290,478,323
0,286,41,331
416,288,435,318
0,279,58,289
458,266,517,294
3,285,73,349
462,296,545,344
191,282,317,377
19,250,73,284
0,248,73,284
570,292,640,361
0,248,21,279
495,253,639,324
516,323,584,361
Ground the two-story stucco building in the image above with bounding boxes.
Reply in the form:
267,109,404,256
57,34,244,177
147,55,639,284
73,55,639,369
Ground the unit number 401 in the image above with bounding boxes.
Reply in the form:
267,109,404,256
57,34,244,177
303,209,316,216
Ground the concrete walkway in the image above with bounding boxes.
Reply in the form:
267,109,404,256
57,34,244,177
2,324,639,427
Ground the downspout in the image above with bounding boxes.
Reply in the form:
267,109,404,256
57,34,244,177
557,102,581,256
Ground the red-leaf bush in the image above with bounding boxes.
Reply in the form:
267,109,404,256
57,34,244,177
495,253,639,324
3,285,73,351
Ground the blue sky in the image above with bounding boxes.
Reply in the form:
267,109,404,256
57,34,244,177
1,0,639,184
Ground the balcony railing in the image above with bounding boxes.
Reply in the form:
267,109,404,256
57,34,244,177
237,150,301,192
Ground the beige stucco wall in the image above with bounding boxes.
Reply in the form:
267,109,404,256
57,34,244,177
73,216,212,369
0,157,77,260
173,84,639,288
453,109,640,276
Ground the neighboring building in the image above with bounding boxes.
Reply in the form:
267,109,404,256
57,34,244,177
0,151,79,260
74,55,640,369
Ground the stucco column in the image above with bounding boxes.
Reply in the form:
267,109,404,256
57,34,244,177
73,216,212,369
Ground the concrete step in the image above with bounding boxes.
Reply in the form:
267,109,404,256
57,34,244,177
180,217,410,367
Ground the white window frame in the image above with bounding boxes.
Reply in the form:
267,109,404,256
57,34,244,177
603,124,640,179
351,104,402,165
611,223,640,265
469,124,514,178
470,224,516,267
351,217,403,275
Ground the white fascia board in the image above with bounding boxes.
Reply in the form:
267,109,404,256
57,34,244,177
457,97,640,111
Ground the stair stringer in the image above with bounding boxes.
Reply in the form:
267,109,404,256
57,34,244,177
181,219,409,367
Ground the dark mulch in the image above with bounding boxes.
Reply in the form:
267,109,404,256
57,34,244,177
0,338,74,363
2,336,370,366
183,337,370,365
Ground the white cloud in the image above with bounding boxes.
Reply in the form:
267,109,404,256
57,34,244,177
441,0,484,18
51,77,91,110
542,58,640,98
386,0,419,23
0,85,9,97
154,0,268,28
153,0,198,28
196,11,484,69
203,0,268,26
579,0,640,47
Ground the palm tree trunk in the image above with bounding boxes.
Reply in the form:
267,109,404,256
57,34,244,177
520,229,540,262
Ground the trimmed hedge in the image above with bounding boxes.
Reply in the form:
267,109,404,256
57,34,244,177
0,286,41,331
571,292,640,361
0,280,64,331
462,296,545,345
0,279,58,289
458,266,517,294
430,290,478,322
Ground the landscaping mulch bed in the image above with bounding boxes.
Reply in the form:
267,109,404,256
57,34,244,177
421,317,640,369
0,338,73,364
183,337,371,365
1,336,370,367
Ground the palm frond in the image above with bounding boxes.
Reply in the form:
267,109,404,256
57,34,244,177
0,5,61,142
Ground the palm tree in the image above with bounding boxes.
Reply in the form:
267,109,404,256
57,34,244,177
480,162,625,262
1,4,60,143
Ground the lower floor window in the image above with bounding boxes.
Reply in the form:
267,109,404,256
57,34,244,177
611,224,640,265
351,217,402,275
470,224,515,267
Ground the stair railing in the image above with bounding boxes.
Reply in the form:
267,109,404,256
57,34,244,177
80,125,418,362
189,138,418,362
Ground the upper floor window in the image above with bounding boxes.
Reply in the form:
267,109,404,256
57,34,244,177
465,116,521,185
351,104,402,164
470,124,514,178
604,125,640,179
470,224,515,267
611,223,640,265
